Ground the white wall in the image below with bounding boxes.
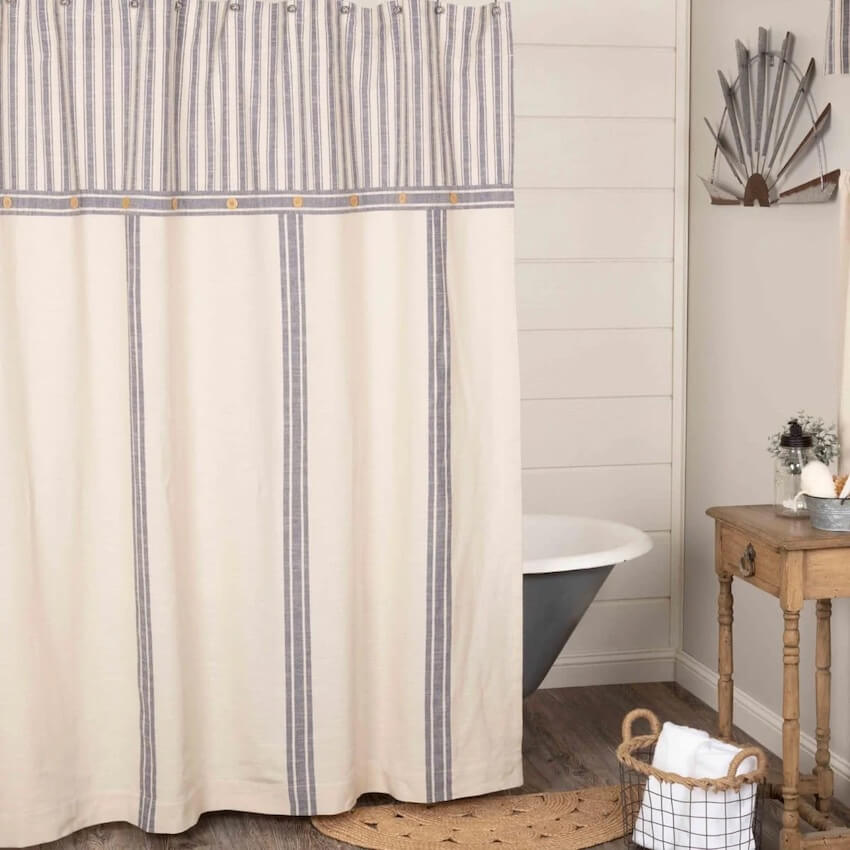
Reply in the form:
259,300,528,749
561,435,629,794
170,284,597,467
512,0,690,686
681,0,850,798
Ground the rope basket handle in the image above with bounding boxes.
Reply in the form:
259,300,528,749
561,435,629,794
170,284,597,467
617,711,769,790
727,746,768,780
621,708,661,744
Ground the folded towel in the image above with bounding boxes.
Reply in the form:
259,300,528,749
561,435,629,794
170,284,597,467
632,729,758,850
654,722,712,776
633,722,709,850
687,740,758,850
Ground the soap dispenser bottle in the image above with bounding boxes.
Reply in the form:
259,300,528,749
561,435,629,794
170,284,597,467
775,420,815,517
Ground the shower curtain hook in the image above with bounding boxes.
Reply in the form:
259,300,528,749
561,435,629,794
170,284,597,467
340,0,350,12
287,0,297,11
491,0,501,14
392,1,402,12
435,0,444,13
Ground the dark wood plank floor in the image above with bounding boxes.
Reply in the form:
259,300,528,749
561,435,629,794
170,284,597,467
14,682,846,849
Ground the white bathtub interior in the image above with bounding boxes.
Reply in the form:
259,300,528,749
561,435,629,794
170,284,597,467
523,513,654,574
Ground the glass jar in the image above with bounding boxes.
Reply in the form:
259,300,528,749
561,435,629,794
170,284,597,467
775,420,815,517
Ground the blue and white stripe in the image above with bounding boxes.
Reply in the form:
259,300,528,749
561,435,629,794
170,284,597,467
125,214,157,832
0,185,513,214
0,0,513,193
426,207,452,804
278,212,317,816
826,0,850,75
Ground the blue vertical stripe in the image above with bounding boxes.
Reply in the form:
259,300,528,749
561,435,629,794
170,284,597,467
126,214,157,832
278,212,317,816
426,207,452,803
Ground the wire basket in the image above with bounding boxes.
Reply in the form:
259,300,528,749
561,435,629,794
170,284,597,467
616,709,767,850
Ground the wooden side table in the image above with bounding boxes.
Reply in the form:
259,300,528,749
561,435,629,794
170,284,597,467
708,505,850,850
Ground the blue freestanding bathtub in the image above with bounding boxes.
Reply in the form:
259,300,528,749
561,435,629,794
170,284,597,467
522,514,653,697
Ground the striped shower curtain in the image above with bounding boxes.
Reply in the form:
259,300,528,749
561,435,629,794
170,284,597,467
827,0,850,73
0,1,521,845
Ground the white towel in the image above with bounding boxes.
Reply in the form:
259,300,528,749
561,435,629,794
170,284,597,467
633,723,709,850
688,740,758,850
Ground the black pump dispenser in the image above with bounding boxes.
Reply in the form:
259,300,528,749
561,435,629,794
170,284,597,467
780,419,813,449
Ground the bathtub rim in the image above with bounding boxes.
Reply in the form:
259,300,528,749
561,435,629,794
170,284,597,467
522,513,653,575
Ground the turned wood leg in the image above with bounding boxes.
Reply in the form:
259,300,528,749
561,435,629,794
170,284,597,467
717,573,734,740
815,599,833,814
781,609,801,850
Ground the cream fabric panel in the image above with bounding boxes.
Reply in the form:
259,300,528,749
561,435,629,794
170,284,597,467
445,207,522,797
303,207,522,807
304,209,431,806
137,215,292,830
0,217,140,846
0,205,521,846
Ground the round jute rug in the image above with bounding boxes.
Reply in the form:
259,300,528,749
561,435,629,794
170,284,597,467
311,786,627,849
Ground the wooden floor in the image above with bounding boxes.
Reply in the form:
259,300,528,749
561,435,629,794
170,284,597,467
15,682,847,849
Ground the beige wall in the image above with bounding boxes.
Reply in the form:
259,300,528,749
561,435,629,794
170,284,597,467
684,0,850,793
512,0,689,687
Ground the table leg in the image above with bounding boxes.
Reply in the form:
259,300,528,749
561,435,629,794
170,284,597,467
816,599,833,814
781,609,801,850
717,572,734,741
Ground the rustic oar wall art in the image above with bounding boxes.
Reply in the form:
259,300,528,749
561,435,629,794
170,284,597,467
703,29,840,207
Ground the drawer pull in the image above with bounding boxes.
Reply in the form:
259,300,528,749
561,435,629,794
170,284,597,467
740,544,756,577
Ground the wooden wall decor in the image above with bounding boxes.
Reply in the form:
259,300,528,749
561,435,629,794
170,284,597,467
702,29,840,207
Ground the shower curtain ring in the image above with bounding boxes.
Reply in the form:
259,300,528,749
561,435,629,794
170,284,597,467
174,0,183,8
392,1,402,11
287,1,297,10
340,1,350,12
491,0,501,14
435,0,444,13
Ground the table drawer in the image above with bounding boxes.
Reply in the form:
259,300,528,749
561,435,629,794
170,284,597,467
719,527,782,593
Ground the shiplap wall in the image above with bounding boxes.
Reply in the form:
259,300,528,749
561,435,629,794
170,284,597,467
513,0,688,686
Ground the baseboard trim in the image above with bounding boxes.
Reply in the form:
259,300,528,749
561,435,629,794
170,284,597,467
675,651,850,804
539,648,676,689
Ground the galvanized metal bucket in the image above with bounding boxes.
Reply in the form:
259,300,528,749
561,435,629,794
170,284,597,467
805,495,850,532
